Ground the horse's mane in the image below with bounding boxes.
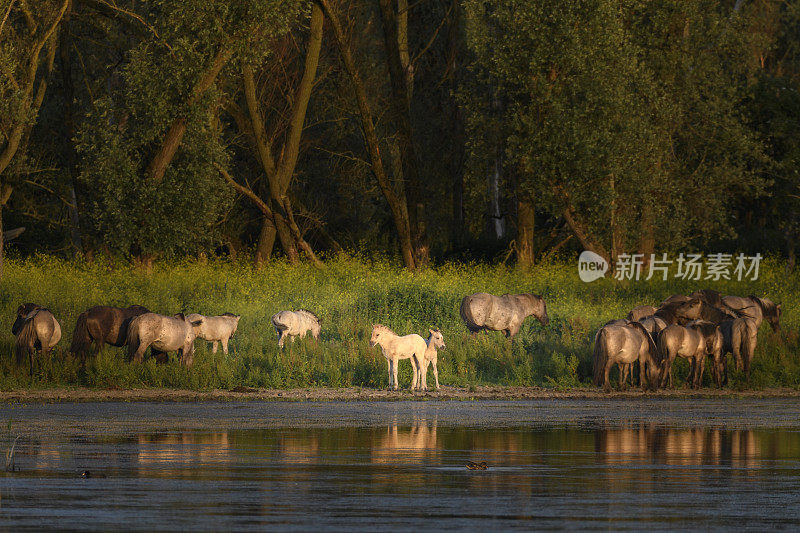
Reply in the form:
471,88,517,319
297,308,320,323
372,323,395,335
222,312,239,317
749,295,779,321
17,303,42,317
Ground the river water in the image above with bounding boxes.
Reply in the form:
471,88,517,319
2,399,800,531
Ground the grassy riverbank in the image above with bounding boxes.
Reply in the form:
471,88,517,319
0,254,797,391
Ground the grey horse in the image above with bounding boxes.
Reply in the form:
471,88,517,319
12,303,62,376
593,321,660,392
721,295,781,332
460,292,549,338
719,317,758,383
126,313,203,366
657,322,712,389
271,309,321,348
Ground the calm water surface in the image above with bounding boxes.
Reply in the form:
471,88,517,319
2,399,800,531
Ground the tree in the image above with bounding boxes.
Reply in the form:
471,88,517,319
462,0,767,264
0,0,69,279
74,0,303,262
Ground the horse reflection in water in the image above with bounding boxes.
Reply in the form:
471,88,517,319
372,418,439,465
596,424,761,468
136,432,231,470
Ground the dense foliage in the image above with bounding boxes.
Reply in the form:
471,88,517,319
0,0,798,268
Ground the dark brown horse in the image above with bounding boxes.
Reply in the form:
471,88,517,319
69,305,150,360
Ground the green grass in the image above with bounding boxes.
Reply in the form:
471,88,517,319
0,253,797,391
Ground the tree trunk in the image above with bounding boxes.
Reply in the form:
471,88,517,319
59,5,84,255
563,206,610,264
517,197,535,266
0,201,4,282
378,0,429,267
316,0,415,269
146,45,233,183
254,216,277,268
489,155,505,239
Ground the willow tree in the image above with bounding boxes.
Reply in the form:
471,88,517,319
75,0,303,263
462,0,766,263
0,0,69,279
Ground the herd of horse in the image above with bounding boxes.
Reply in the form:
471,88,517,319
8,288,779,392
593,290,782,391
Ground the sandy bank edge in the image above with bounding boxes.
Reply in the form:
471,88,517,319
1,386,799,403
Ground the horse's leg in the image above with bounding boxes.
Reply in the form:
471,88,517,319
433,360,440,390
221,338,229,355
212,341,219,354
603,361,612,393
411,357,419,391
392,358,399,391
134,342,147,364
639,357,648,391
278,332,285,349
744,354,752,384
618,364,626,390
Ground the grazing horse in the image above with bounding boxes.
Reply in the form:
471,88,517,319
657,323,709,389
719,317,758,383
460,292,549,338
187,313,240,355
627,305,657,322
419,329,446,391
721,295,782,332
126,313,203,366
593,321,660,392
12,303,62,376
271,309,321,348
369,324,426,391
69,305,150,360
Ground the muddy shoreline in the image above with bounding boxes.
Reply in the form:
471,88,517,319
1,385,799,403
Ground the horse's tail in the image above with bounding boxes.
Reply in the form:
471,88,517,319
592,327,608,386
15,316,38,366
126,316,141,361
69,311,92,356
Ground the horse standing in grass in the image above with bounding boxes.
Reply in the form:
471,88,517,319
369,324,426,391
721,295,782,332
187,313,240,355
686,320,724,388
460,292,549,338
12,303,62,376
69,305,150,360
271,309,321,348
126,313,203,366
419,329,446,391
657,323,709,389
719,317,758,383
593,321,660,392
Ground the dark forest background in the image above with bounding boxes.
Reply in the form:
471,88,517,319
1,0,799,275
